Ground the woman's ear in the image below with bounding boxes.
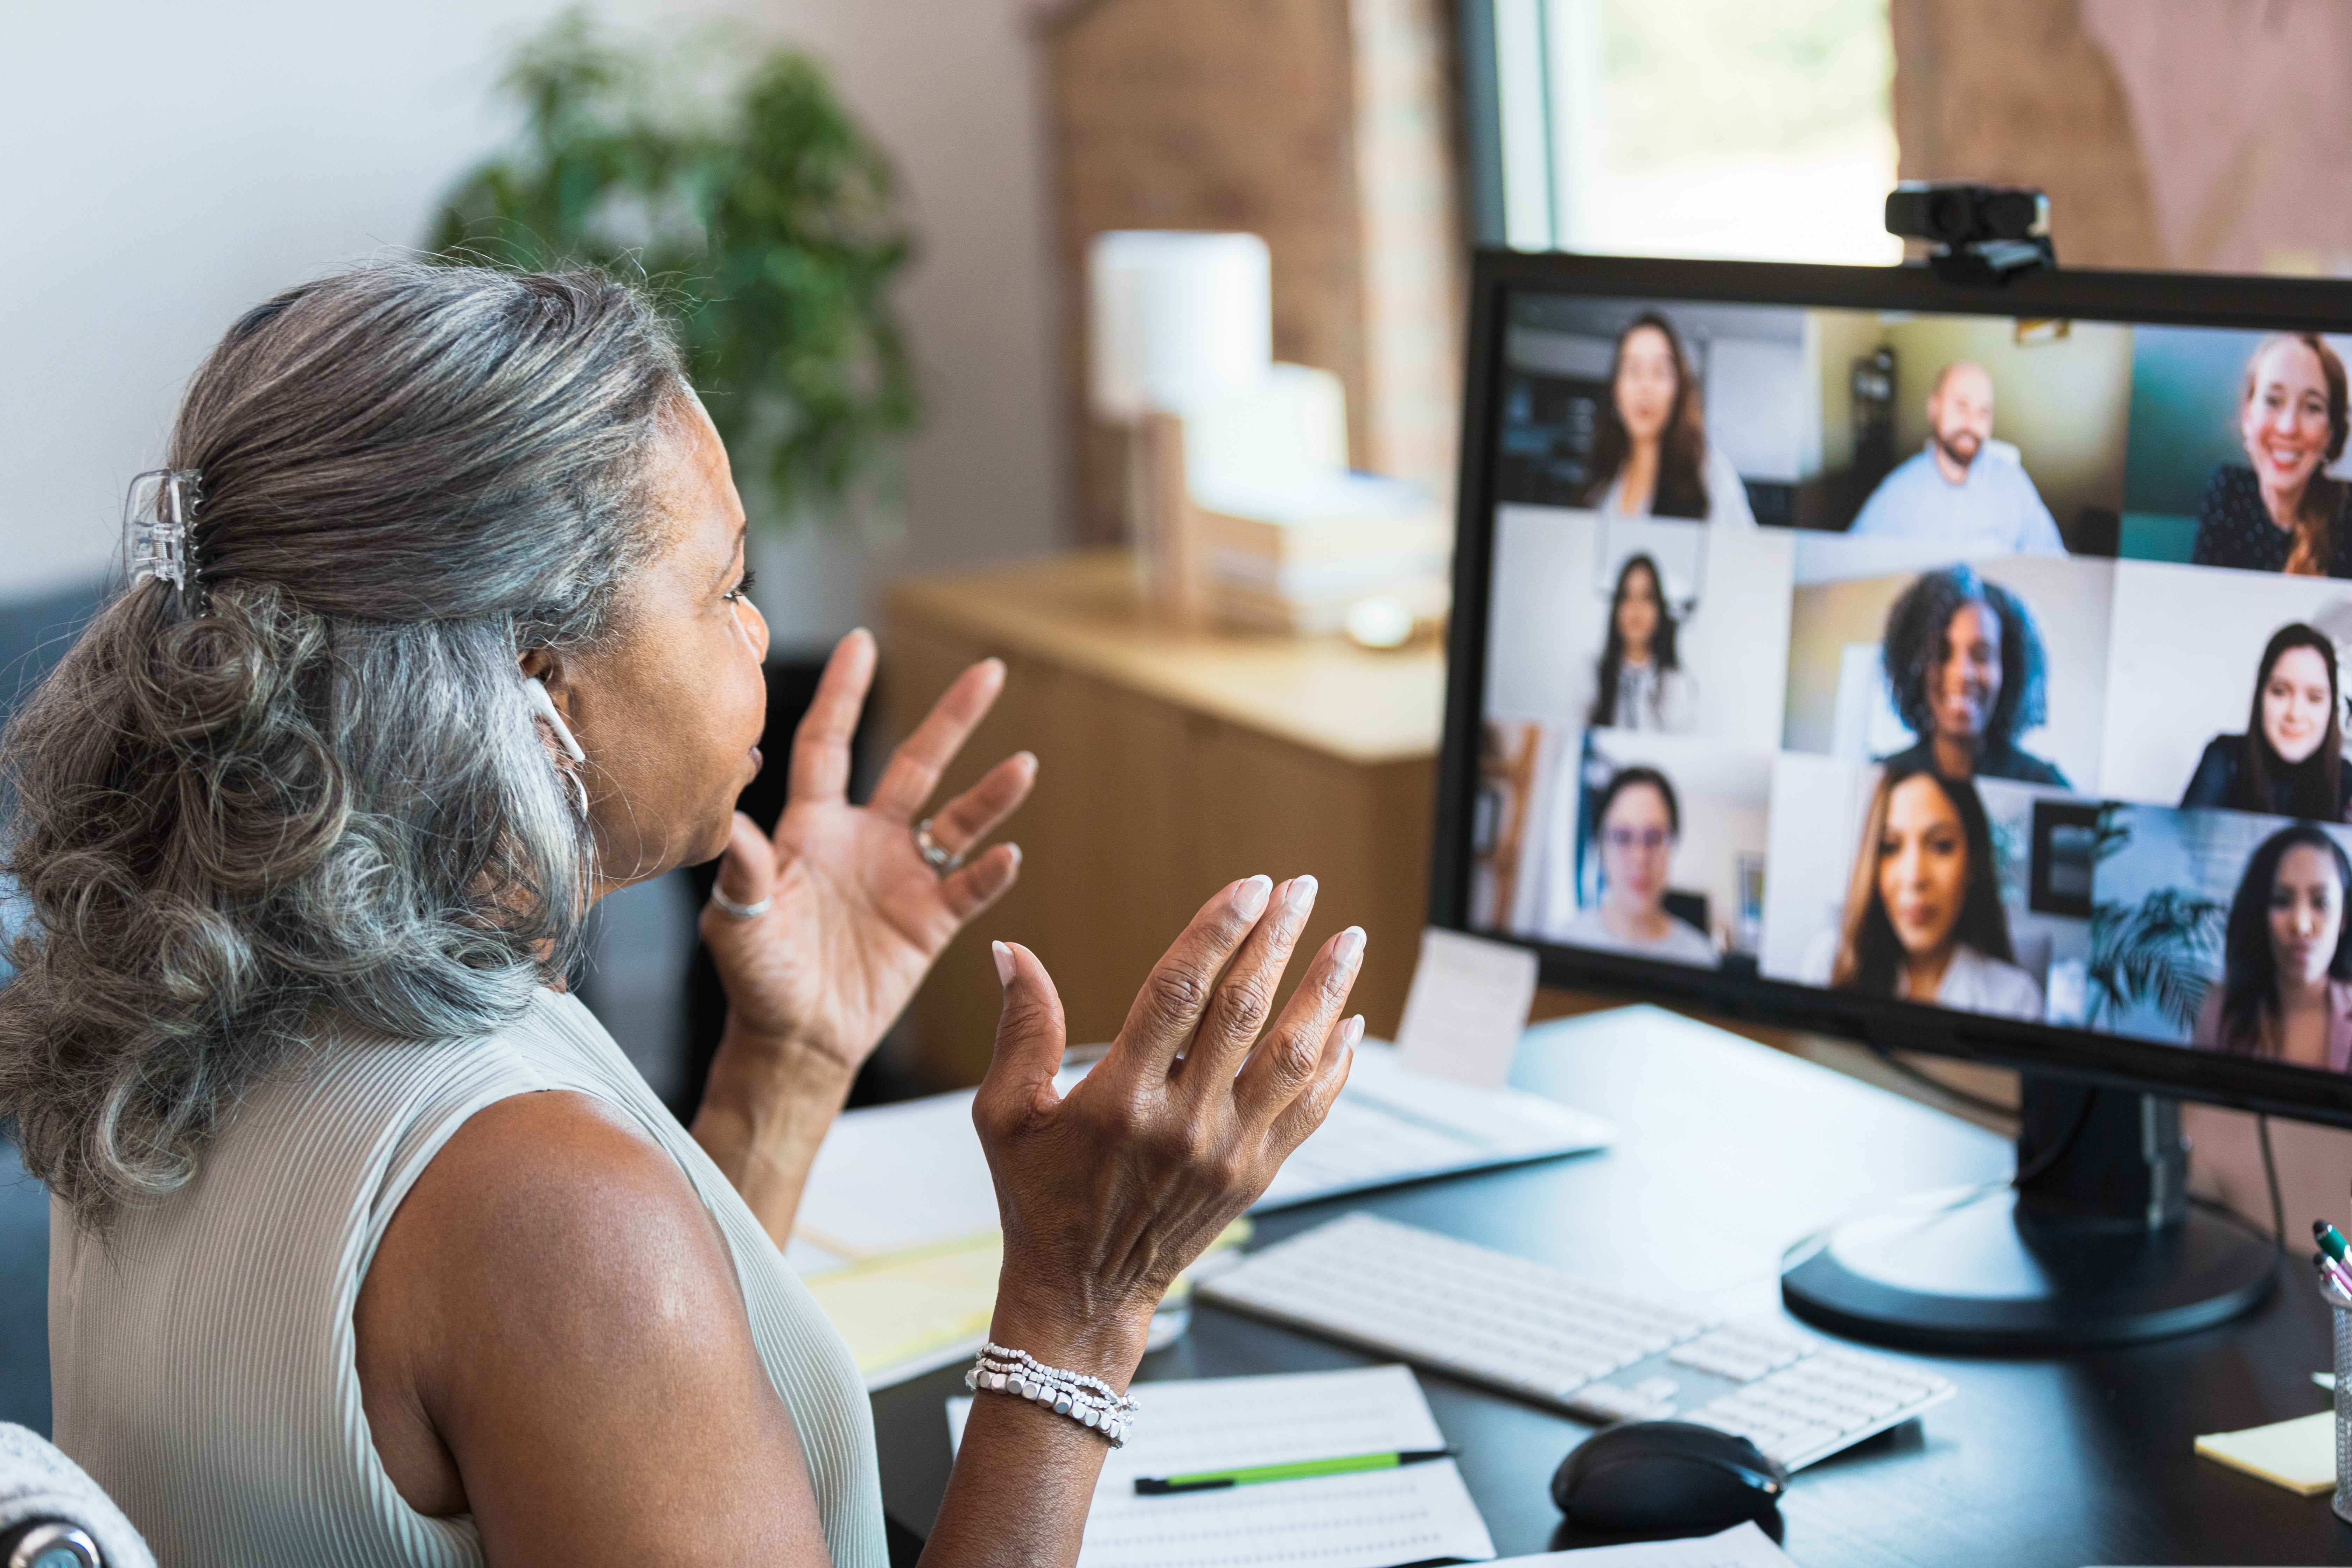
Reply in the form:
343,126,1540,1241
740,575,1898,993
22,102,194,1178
519,648,574,724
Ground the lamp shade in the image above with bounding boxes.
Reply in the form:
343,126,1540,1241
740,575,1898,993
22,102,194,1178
1088,231,1272,423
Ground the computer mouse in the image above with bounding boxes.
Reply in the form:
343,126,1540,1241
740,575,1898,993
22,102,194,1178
1549,1420,1788,1535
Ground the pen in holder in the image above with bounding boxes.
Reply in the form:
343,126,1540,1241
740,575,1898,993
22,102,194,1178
2325,1268,2352,1525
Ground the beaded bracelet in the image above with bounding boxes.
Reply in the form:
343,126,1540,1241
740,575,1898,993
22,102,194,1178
965,1340,1141,1446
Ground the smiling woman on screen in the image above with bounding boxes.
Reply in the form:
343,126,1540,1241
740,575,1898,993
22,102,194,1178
2193,332,2352,577
2180,622,2352,822
0,263,1365,1568
1877,564,2068,788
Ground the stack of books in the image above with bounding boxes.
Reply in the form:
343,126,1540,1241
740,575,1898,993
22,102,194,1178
1194,469,1451,634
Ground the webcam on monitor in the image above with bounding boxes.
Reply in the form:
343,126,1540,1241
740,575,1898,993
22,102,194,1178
1884,181,2055,285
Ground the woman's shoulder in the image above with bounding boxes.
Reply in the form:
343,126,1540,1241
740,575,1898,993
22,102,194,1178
1874,739,1935,774
2181,734,2243,807
2193,465,2272,567
1955,947,2044,1019
1657,916,1720,966
1799,928,1839,986
2202,463,2259,508
2191,986,2228,1048
1986,747,2068,787
1702,444,1757,527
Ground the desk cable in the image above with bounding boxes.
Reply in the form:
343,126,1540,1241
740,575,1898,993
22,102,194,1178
2256,1114,2284,1253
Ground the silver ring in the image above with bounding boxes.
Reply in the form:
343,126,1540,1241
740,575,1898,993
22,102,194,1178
709,889,773,922
913,817,965,874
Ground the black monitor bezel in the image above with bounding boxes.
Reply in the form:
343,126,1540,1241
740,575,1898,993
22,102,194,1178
1435,248,2352,1130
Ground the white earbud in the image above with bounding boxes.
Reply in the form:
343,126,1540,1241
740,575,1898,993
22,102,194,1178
522,677,590,815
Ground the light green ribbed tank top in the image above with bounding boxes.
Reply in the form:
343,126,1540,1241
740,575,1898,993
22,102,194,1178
47,989,887,1568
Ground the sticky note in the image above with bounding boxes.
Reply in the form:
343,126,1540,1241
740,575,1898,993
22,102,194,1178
2193,1409,2336,1496
1393,925,1540,1090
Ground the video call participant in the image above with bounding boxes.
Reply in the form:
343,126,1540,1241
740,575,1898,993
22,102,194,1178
1589,553,1697,733
1582,312,1757,528
1847,361,2066,557
2193,332,2352,576
1878,564,2068,787
2192,823,2352,1072
1557,765,1717,967
2180,623,2352,820
1805,758,2043,1020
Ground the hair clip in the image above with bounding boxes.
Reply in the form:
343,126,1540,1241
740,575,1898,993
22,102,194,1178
124,468,202,594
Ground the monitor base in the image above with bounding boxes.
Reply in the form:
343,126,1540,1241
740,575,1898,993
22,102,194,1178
1781,1181,2276,1352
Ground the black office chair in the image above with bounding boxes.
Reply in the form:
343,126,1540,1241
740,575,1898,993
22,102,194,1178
1663,888,1710,936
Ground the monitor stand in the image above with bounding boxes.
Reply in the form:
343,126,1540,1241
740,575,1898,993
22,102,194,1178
1781,1077,2277,1351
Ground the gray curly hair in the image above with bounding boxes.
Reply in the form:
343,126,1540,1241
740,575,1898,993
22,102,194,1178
0,260,688,1226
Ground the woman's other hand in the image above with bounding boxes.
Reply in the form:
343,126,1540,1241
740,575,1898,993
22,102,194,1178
700,628,1034,1077
690,629,1031,1241
973,876,1366,1374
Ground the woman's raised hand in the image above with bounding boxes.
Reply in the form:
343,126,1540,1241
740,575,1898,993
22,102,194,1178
972,875,1366,1374
701,629,1034,1077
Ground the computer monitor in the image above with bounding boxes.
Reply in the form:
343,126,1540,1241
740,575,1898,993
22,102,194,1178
1433,249,2352,1350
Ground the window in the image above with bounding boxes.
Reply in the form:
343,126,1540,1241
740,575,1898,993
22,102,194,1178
1468,0,1899,265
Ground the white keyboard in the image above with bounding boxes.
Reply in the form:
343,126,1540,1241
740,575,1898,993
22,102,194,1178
1195,1212,1955,1471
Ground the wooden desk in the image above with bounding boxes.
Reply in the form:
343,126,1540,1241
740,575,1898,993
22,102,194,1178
880,551,1443,1085
873,1007,2352,1564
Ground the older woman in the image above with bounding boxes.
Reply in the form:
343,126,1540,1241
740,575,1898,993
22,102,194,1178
0,265,1365,1568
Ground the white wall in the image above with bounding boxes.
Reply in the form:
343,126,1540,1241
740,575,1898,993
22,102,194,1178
0,0,1064,642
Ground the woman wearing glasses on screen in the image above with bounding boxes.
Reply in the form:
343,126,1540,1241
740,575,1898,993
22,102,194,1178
1557,766,1717,966
1877,564,2068,788
2180,623,2352,821
2193,824,2352,1071
1804,758,2043,1021
1581,312,1756,528
2192,334,2352,577
1589,554,1697,733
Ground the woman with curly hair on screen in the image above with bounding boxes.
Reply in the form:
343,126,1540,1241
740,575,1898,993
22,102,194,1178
1877,563,2068,787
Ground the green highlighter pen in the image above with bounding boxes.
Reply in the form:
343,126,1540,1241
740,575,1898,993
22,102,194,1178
2316,1220,2350,1265
1135,1449,1456,1495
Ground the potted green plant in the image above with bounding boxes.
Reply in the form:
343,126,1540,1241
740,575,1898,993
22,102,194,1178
427,12,921,521
2085,808,2227,1035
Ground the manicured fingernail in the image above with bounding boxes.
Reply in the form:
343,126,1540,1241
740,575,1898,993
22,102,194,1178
1234,875,1273,920
1285,874,1319,913
1335,926,1366,966
1014,750,1037,771
1345,1015,1365,1048
992,941,1014,985
1004,843,1022,869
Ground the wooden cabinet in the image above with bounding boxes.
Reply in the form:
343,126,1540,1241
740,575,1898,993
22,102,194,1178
879,551,1441,1085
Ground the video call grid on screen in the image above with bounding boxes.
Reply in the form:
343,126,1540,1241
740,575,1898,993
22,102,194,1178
1446,254,2352,1114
